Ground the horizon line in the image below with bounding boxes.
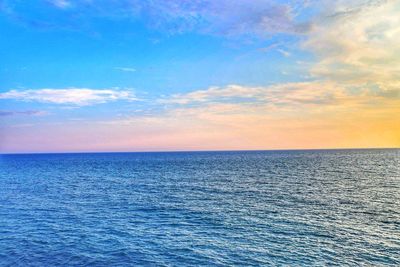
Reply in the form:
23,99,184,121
1,147,399,156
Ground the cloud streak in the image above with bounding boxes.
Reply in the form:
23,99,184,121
0,88,137,106
161,83,349,107
0,110,47,116
115,67,136,73
48,0,71,9
140,0,312,36
1,0,312,37
2,81,399,153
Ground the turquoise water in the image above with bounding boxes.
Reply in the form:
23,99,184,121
0,149,399,266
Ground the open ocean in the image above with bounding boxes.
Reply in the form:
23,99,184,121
0,149,399,266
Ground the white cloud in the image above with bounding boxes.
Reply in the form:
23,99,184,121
160,83,347,106
160,85,263,104
115,67,136,72
0,88,137,106
304,0,400,94
277,49,290,57
49,0,71,9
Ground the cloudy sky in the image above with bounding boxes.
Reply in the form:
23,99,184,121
0,0,399,153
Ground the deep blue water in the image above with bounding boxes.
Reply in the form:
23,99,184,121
0,149,399,266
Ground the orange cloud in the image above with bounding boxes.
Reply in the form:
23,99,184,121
2,81,398,153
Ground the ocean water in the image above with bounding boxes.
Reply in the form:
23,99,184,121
0,149,399,266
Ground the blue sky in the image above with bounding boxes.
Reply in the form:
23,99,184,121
0,0,399,152
0,1,309,92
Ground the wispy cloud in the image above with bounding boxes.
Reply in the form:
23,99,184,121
115,67,136,73
2,82,399,152
85,81,400,151
259,42,281,53
48,0,71,9
139,0,312,36
0,110,47,116
277,49,290,57
160,85,264,104
1,0,313,37
160,83,347,107
0,88,137,106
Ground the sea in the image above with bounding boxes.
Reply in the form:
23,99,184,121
0,149,399,266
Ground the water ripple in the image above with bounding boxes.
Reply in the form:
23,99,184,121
0,149,399,266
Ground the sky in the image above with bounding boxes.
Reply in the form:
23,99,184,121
0,0,399,153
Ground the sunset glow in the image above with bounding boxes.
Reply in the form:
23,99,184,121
1,0,399,153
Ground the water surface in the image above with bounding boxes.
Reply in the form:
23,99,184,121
0,149,399,266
